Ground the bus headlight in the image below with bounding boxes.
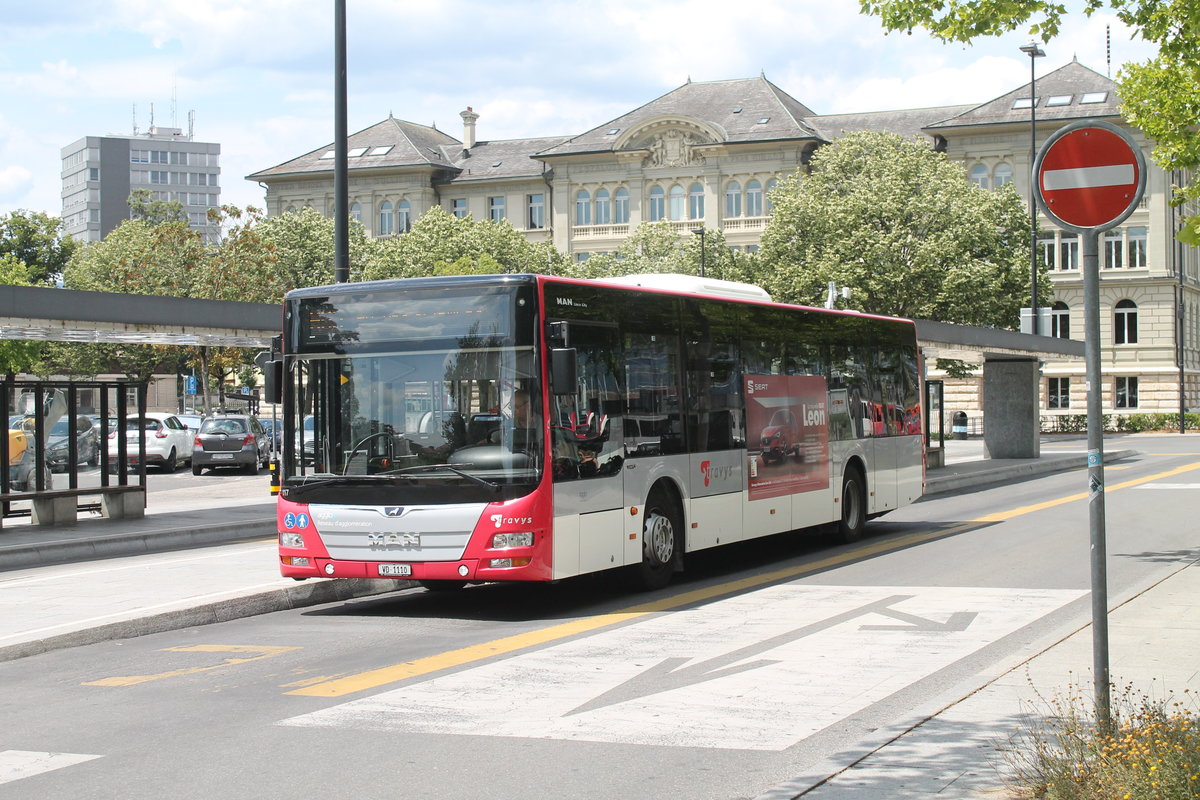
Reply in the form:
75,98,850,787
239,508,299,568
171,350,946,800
491,532,534,549
280,532,305,548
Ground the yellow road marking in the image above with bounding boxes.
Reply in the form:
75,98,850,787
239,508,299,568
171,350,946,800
288,523,979,698
86,645,299,687
972,461,1200,523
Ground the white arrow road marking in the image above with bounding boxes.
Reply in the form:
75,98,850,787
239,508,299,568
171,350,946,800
280,585,1083,751
0,751,102,786
1043,164,1135,191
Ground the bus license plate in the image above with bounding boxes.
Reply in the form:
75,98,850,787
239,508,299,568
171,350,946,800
378,564,412,577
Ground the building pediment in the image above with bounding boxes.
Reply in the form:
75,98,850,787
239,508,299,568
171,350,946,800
615,117,723,168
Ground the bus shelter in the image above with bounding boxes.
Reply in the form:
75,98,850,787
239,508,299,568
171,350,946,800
915,319,1084,460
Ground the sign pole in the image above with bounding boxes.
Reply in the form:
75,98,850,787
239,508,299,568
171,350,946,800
1082,229,1111,732
1034,120,1146,735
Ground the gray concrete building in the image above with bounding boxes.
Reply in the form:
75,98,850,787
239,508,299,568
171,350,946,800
61,126,221,245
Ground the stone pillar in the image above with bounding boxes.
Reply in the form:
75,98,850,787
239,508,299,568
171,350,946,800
982,358,1041,459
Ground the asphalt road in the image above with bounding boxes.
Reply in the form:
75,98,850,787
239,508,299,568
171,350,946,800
1,436,1197,799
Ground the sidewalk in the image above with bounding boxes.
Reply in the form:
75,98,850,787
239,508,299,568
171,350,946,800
0,436,1179,800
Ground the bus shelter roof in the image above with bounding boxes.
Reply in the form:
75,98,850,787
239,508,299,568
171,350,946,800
914,318,1083,363
0,285,279,348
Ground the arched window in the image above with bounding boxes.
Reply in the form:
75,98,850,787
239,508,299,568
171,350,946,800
378,201,394,236
350,202,362,223
688,183,704,220
397,200,411,233
648,186,665,222
614,188,630,223
725,181,742,218
668,185,685,221
969,164,990,189
1050,301,1070,339
765,179,778,214
594,188,611,225
1114,299,1138,344
993,163,1013,187
746,179,764,217
575,190,591,226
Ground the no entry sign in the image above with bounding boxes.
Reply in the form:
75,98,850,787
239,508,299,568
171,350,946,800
1034,120,1146,233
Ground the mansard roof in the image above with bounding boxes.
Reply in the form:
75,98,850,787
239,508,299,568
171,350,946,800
246,117,463,180
536,76,822,158
925,60,1121,130
807,105,974,143
440,136,572,184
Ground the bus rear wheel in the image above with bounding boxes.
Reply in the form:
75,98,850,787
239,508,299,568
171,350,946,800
634,487,681,591
837,466,866,543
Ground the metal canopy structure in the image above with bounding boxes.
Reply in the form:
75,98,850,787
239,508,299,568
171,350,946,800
0,286,280,348
914,318,1084,363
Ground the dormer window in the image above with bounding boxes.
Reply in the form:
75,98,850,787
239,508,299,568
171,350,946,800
1080,92,1108,104
1046,95,1073,106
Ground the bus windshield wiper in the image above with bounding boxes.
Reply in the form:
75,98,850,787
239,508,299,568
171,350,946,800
286,474,401,497
386,463,501,491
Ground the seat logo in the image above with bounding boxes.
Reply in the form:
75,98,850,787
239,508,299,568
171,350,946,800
382,507,405,517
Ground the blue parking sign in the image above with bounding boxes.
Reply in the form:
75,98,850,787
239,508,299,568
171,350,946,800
185,375,198,395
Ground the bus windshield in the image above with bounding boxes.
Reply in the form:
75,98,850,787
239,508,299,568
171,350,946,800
285,344,542,501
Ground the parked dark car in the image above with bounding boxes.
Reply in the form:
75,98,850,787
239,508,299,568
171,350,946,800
192,414,270,475
46,415,101,472
8,413,101,473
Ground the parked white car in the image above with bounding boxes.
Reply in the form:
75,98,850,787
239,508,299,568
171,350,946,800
105,412,194,473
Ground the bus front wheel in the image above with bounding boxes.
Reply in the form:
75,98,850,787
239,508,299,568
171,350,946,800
634,487,681,591
837,466,866,544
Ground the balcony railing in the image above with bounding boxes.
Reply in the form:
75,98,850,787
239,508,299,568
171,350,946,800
571,224,631,239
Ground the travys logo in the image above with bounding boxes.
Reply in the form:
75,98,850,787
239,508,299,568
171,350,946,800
700,460,734,487
490,513,534,528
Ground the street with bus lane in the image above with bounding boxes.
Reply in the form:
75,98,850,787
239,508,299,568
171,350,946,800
1,435,1197,799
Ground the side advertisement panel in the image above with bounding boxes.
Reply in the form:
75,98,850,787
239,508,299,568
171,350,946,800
745,374,829,501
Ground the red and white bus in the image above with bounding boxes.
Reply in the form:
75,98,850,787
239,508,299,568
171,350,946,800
274,273,924,590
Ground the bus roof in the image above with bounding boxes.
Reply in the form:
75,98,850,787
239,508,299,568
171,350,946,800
591,273,772,302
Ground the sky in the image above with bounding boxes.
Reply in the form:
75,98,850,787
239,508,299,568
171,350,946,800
0,1,1158,220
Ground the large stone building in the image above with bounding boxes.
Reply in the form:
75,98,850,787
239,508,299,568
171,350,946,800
247,62,1199,419
62,125,222,245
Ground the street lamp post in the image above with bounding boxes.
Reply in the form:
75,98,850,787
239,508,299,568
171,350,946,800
691,226,706,277
1020,40,1046,333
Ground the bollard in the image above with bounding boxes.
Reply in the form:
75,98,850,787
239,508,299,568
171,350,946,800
952,411,968,440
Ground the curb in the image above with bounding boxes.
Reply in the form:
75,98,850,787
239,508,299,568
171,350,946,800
0,518,277,570
0,576,405,664
925,449,1138,496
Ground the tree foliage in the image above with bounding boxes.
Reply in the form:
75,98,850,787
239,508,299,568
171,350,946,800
565,222,760,283
0,210,79,285
0,254,46,374
758,130,1042,326
860,0,1200,243
64,218,207,297
128,188,186,225
249,205,374,295
361,206,568,280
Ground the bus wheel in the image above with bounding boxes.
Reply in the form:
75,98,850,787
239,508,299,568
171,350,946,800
837,466,866,543
635,488,680,591
419,580,467,592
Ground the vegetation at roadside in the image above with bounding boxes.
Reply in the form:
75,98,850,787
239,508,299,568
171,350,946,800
1042,413,1200,433
1007,681,1200,799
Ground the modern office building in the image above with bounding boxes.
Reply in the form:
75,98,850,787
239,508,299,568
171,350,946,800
61,125,221,244
247,62,1198,418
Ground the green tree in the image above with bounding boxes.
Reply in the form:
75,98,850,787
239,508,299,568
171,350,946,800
0,254,46,373
249,205,374,295
127,188,186,225
362,206,568,280
859,0,1200,243
64,218,207,298
758,130,1041,326
0,210,79,285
